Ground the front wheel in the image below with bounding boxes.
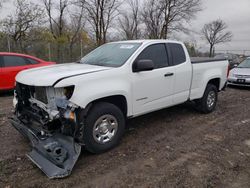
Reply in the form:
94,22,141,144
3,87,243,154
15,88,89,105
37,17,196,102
80,102,125,154
195,84,218,114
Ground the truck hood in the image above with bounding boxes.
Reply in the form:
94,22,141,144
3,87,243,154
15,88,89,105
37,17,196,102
16,63,111,86
230,68,250,75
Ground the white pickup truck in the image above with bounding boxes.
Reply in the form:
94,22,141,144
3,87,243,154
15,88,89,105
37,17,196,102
10,40,228,178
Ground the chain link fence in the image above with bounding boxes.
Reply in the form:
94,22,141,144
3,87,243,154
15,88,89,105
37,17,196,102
0,36,95,63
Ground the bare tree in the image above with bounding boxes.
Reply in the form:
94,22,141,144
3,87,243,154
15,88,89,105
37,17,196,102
142,0,201,39
202,19,233,57
43,0,87,62
66,1,86,60
0,0,6,22
141,0,163,39
81,0,120,46
2,0,43,52
42,0,70,62
43,0,69,39
118,0,140,40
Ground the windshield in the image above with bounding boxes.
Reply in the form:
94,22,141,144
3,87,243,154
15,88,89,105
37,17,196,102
238,58,250,68
80,42,141,67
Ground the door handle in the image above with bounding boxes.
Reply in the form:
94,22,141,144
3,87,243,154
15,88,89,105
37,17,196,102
164,72,174,77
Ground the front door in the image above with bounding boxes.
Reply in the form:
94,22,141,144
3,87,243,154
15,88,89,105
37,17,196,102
132,43,176,116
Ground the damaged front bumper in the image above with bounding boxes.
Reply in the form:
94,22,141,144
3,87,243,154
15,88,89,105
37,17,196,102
9,116,81,179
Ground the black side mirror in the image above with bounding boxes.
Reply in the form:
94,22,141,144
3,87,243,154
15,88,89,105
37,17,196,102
133,59,154,72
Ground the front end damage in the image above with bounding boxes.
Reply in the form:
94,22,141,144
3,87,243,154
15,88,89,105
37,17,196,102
10,82,83,179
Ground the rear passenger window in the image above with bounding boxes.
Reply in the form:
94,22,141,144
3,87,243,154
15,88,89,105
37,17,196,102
26,58,39,64
3,56,27,67
168,43,186,65
136,44,169,69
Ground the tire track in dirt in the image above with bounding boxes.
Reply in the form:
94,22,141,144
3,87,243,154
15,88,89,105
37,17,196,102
0,87,250,187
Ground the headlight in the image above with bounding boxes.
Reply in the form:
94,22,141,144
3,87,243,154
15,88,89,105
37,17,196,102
54,86,76,109
228,71,234,78
63,86,75,99
54,86,75,100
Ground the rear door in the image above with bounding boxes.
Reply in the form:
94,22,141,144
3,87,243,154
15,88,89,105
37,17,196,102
166,43,192,104
1,55,32,89
132,43,176,115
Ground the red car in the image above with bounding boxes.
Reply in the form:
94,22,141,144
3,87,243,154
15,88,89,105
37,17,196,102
0,52,55,90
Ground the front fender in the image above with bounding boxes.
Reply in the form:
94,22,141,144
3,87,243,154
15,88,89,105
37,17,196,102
54,69,132,116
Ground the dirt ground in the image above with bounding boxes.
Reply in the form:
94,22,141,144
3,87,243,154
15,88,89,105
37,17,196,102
0,86,250,188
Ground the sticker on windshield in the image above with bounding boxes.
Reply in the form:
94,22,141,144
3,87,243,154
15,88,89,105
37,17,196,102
120,45,135,49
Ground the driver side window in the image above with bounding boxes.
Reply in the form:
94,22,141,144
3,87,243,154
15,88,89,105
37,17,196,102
136,44,169,69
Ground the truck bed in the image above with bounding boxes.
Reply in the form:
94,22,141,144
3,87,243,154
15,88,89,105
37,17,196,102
189,58,228,100
191,57,226,64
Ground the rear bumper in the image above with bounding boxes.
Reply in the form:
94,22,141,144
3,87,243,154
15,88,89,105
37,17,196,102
9,116,81,179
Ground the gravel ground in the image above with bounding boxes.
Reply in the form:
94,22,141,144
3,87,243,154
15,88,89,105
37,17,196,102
0,86,250,188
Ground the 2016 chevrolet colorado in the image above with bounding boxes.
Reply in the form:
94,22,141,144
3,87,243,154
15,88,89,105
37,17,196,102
10,40,229,178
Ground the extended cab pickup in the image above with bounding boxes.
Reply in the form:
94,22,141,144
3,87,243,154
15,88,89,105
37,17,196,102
10,40,228,178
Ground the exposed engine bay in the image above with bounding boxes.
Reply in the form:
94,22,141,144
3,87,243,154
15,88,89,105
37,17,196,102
10,82,83,178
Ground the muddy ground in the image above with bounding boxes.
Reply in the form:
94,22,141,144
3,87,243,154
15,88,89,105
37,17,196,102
0,87,250,188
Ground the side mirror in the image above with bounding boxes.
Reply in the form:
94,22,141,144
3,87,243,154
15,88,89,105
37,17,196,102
133,59,154,72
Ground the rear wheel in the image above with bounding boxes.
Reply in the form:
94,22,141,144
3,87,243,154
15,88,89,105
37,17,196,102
195,84,218,113
80,102,125,154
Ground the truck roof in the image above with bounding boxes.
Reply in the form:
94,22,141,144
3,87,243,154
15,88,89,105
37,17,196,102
111,39,182,45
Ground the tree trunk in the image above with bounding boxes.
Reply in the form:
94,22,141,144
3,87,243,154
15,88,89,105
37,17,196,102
57,42,62,63
69,43,73,62
209,44,214,57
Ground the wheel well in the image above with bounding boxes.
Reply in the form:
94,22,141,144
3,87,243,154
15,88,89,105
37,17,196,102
207,78,220,91
90,95,128,116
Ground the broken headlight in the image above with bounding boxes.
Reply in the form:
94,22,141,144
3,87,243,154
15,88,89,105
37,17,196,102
54,86,76,110
63,86,75,100
53,86,75,100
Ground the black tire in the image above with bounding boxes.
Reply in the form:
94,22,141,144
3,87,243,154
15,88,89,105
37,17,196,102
80,102,125,154
195,84,218,114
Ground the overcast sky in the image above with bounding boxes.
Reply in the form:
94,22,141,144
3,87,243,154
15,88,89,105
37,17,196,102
1,0,250,55
180,0,250,54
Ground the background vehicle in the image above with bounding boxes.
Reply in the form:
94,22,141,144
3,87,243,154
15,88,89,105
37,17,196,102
0,52,55,90
228,57,250,87
10,40,228,178
214,53,241,70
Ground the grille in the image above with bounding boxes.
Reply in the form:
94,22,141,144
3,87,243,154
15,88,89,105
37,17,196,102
16,83,48,104
16,82,33,102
